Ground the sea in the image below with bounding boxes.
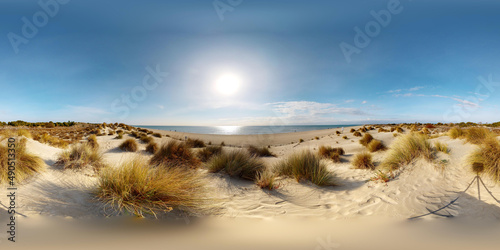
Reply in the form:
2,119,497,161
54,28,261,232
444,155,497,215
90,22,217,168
135,125,359,135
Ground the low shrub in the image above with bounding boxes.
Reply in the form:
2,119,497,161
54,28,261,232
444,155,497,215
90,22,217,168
352,152,375,170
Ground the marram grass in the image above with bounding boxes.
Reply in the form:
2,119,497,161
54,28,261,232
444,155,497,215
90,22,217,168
381,133,433,170
468,137,500,182
274,150,335,186
0,137,44,184
96,157,213,217
207,149,265,181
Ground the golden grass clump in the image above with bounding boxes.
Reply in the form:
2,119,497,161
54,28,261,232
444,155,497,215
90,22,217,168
381,133,433,170
434,141,449,154
146,141,158,154
208,150,265,181
318,146,345,158
119,139,138,152
468,137,500,182
34,133,68,148
247,145,276,157
359,133,374,146
56,143,106,170
0,138,44,184
140,135,154,144
353,131,362,137
186,138,206,148
274,150,335,186
464,127,493,145
367,139,386,152
329,152,341,163
197,145,223,162
17,129,33,139
153,133,162,138
256,170,279,190
96,157,212,217
396,127,404,133
150,141,200,168
448,127,464,139
87,134,99,149
352,152,375,170
343,136,348,140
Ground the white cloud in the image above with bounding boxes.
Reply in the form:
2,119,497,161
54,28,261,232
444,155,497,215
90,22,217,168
157,105,164,109
268,101,368,118
409,86,424,91
345,99,355,103
362,100,367,104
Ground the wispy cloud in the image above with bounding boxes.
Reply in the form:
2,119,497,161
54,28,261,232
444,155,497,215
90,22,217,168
268,101,368,117
394,93,481,109
362,100,367,104
409,86,424,91
345,99,355,103
388,86,425,93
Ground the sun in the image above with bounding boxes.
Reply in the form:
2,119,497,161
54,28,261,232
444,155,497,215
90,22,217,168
215,74,241,96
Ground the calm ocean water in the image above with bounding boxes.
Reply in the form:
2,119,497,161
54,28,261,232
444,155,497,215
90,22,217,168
135,125,359,135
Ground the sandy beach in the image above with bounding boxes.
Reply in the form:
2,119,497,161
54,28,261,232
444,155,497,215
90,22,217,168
1,124,499,249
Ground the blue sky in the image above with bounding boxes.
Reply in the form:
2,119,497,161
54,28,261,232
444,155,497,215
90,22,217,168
1,0,499,126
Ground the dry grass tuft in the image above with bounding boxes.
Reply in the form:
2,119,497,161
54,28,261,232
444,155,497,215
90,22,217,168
381,133,433,170
434,141,449,154
207,150,265,181
17,129,32,139
318,146,345,158
359,133,374,146
56,143,106,170
464,127,494,145
150,141,200,168
186,138,206,148
197,145,223,162
274,150,335,186
146,141,158,154
352,152,375,170
247,145,276,157
96,157,212,217
153,133,162,138
87,134,99,149
448,127,464,139
119,139,138,152
367,139,386,152
256,170,279,190
468,137,500,182
34,133,68,148
353,131,362,137
0,138,44,184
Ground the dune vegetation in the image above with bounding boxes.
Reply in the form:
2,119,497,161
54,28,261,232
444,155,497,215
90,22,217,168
150,141,200,168
119,139,138,152
381,133,433,170
247,145,276,157
207,150,265,181
96,157,212,217
468,137,500,182
0,138,45,184
274,150,335,186
352,152,375,170
56,143,106,170
197,145,223,162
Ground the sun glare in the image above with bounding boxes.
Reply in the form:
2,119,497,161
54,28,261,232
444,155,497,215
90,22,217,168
215,74,241,96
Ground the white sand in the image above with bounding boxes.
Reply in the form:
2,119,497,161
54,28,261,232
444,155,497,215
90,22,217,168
1,127,499,249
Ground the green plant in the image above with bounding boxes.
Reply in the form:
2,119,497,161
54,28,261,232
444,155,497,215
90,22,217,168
381,133,433,170
96,157,212,217
0,138,44,184
274,150,335,186
208,150,265,181
352,152,375,170
119,139,138,152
